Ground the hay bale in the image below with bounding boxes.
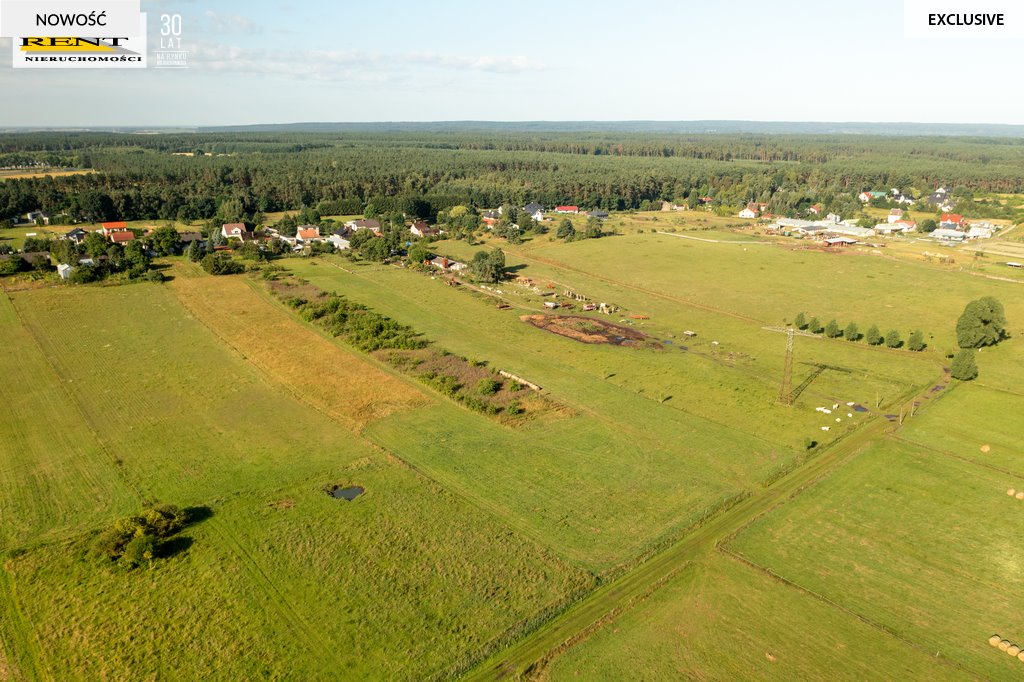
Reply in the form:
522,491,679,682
1009,489,1017,497
1008,644,1021,656
999,639,1012,651
991,634,1004,647
981,444,991,453
1017,650,1024,662
1016,492,1024,501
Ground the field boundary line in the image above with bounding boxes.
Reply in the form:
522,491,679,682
655,230,772,244
890,434,1024,481
717,548,983,680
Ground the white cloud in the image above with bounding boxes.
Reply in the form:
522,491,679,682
187,42,545,81
203,10,262,35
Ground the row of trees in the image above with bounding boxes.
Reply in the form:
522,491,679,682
793,312,926,350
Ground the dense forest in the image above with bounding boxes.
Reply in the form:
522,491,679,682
2,131,1022,225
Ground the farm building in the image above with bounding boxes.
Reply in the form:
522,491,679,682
57,263,73,280
24,210,51,225
555,205,579,214
827,225,875,239
178,231,203,244
966,225,994,240
328,234,350,250
430,256,467,272
932,228,966,242
888,209,904,223
824,237,858,247
587,209,609,219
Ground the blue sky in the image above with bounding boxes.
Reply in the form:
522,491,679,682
2,0,1023,126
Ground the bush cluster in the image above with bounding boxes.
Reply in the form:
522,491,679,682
92,505,190,570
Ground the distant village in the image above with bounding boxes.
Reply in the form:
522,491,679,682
734,186,998,246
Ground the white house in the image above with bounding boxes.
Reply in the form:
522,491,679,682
295,225,321,242
738,207,759,219
221,223,251,240
887,209,904,224
57,263,73,280
966,226,994,240
522,203,544,221
825,213,842,224
344,219,382,234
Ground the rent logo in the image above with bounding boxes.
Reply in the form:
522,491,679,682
12,13,146,68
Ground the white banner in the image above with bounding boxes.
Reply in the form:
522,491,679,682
1,0,141,38
904,0,1024,38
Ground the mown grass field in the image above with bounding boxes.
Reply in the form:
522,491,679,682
547,554,968,681
729,435,1024,680
0,281,590,680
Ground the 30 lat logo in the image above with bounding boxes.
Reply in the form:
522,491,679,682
155,13,188,69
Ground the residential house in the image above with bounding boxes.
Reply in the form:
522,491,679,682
738,204,759,219
25,210,50,225
344,219,382,234
109,231,135,244
221,223,252,241
178,231,203,244
858,191,888,203
554,205,579,214
295,225,321,242
892,191,915,205
410,221,439,238
522,203,544,221
825,213,842,224
101,221,130,236
927,188,955,211
63,227,88,244
808,203,823,215
888,209,904,224
481,210,502,228
940,213,965,229
57,263,73,280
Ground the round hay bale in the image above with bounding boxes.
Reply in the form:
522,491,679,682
1008,644,1021,656
999,640,1012,651
1018,650,1024,662
981,444,991,453
1009,489,1017,497
1016,492,1024,501
991,634,1004,647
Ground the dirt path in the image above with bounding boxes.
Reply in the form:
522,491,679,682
465,370,952,680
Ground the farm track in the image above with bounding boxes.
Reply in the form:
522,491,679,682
465,372,953,679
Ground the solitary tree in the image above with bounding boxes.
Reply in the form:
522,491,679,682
470,249,506,283
907,330,926,352
824,319,842,338
794,312,807,330
956,297,1007,348
920,219,937,233
885,329,902,348
865,324,883,345
556,219,576,241
807,316,823,334
950,349,978,381
844,322,860,341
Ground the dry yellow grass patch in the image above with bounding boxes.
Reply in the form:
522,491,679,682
0,169,96,181
168,272,429,431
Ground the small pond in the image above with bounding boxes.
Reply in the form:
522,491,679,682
327,485,365,501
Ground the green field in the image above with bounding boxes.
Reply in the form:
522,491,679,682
2,217,1020,679
0,283,590,680
729,436,1024,679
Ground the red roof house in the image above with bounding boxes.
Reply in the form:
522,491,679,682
109,231,136,244
555,206,579,214
101,221,129,235
940,213,965,226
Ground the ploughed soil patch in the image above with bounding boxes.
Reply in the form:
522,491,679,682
522,315,662,349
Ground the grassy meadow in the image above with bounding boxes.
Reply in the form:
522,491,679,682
0,282,590,680
729,436,1024,679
